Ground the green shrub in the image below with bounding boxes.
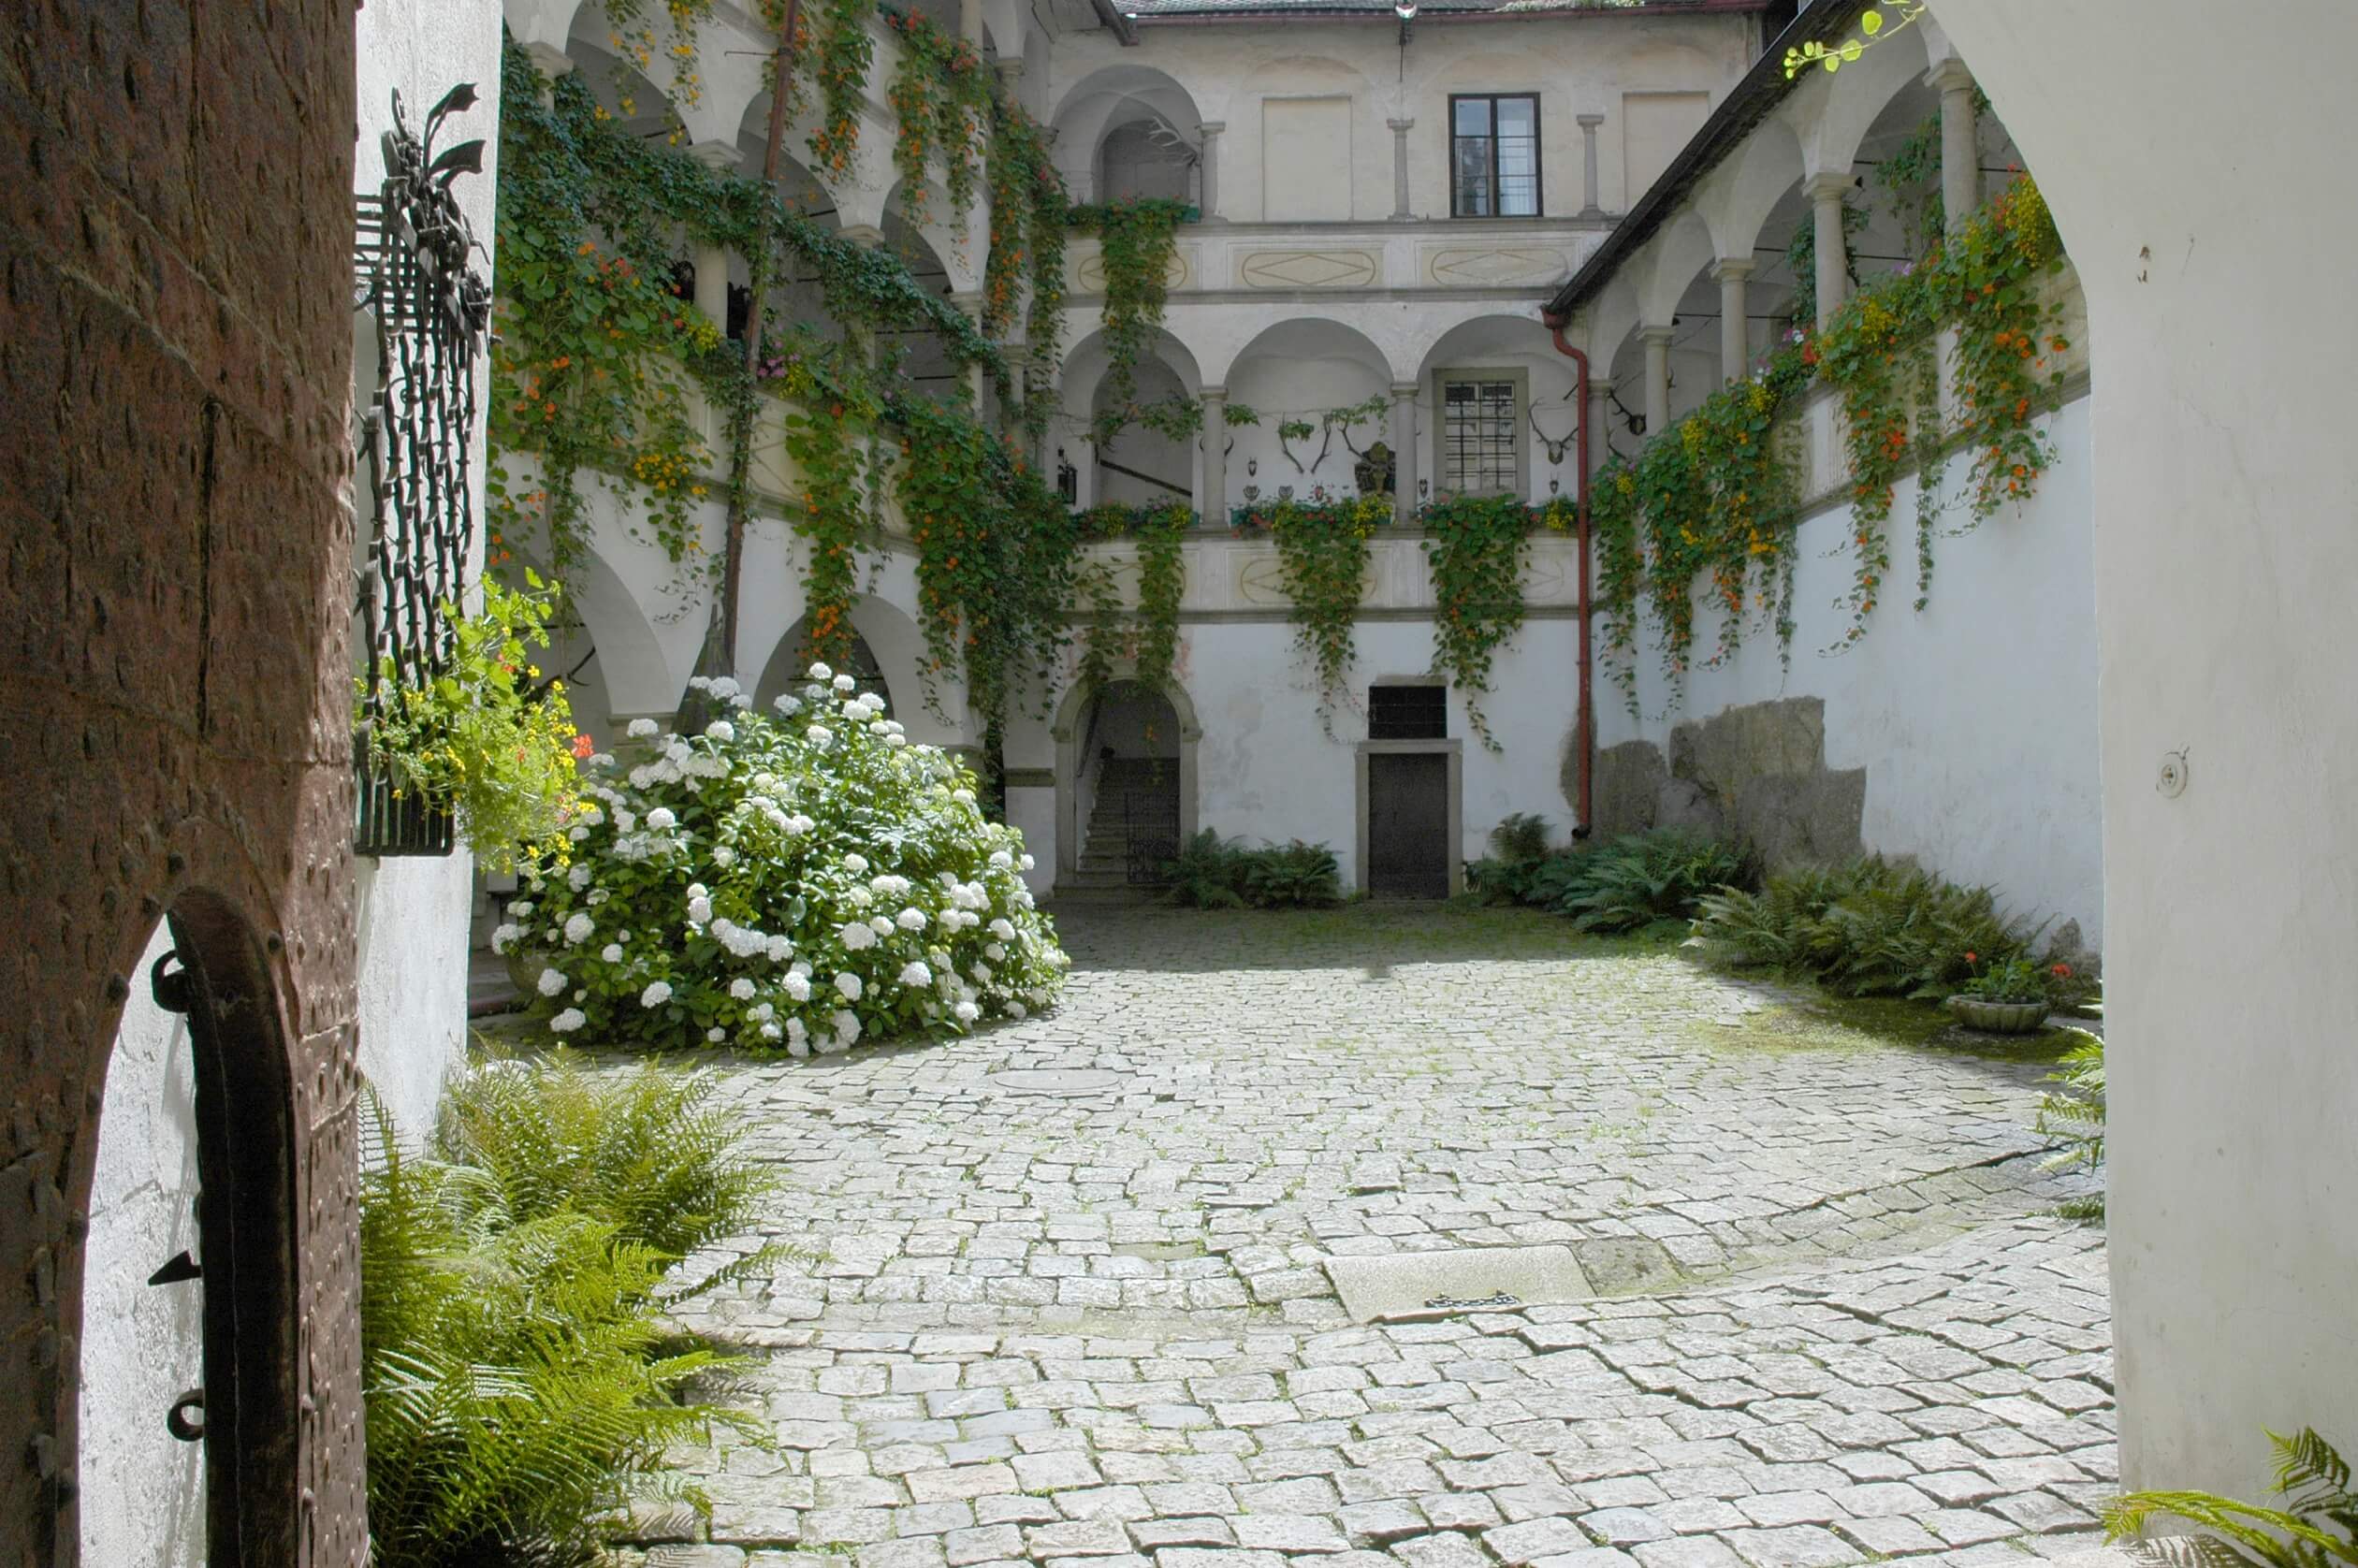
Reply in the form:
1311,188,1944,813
503,661,1067,1053
2037,1028,2106,1216
1488,812,1553,865
1472,828,1750,932
1163,830,1342,908
2104,1427,2355,1568
362,1056,780,1568
1552,829,1752,933
1239,840,1343,908
1691,854,2085,999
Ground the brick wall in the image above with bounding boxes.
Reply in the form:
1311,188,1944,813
0,1,366,1561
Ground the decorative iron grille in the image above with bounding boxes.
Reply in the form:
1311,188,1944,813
352,83,489,855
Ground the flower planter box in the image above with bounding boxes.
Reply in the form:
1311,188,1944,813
1945,995,2050,1034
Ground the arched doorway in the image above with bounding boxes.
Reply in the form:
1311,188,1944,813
1052,673,1201,889
75,896,303,1567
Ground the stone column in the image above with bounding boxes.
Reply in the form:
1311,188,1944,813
1390,382,1419,524
951,290,990,409
840,224,887,370
686,141,740,331
993,55,1024,116
1712,258,1753,383
1805,171,1853,330
1933,58,1979,235
1196,122,1225,222
959,0,982,45
1577,113,1607,218
1590,374,1618,468
1200,385,1228,524
1640,326,1675,439
1387,118,1415,220
523,42,574,107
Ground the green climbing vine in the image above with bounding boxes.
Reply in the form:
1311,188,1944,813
1234,491,1391,727
883,7,989,226
1419,495,1540,750
1069,198,1194,443
1075,501,1191,698
1590,174,2071,716
804,0,878,180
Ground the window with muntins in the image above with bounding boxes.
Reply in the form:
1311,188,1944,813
1450,94,1540,217
1440,376,1521,495
1370,685,1448,740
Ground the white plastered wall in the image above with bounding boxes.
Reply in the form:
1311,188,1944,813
350,0,508,1137
1597,395,2102,945
1930,0,2358,1505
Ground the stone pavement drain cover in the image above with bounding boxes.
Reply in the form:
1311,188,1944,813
1324,1245,1593,1323
986,1067,1124,1095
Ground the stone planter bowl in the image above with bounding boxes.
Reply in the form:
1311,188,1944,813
1945,995,2050,1034
504,946,551,1004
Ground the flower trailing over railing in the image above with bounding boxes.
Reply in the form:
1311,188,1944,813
804,0,878,179
1418,495,1541,750
1076,501,1192,699
1590,175,2070,715
1232,489,1390,728
883,7,988,226
1069,198,1194,443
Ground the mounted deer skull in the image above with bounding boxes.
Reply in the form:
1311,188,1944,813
1530,399,1578,468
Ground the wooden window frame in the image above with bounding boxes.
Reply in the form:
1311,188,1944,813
1430,366,1530,501
1448,93,1544,219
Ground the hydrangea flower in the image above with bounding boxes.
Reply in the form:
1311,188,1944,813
784,972,812,1002
840,922,877,951
706,720,735,743
898,961,932,987
628,718,660,738
491,922,520,953
640,980,674,1008
647,807,677,831
953,1000,981,1024
729,978,757,1000
537,967,568,996
831,1009,862,1046
807,725,834,746
774,694,802,716
601,943,624,963
844,854,869,874
549,1008,587,1033
896,908,927,931
836,972,863,1001
807,661,834,680
832,674,856,693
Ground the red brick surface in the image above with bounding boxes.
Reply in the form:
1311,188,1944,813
1,0,366,1561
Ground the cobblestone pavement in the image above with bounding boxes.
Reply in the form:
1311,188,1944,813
624,906,2114,1568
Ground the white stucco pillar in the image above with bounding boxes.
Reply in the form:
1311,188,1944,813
1197,122,1225,222
1713,258,1753,383
1590,374,1618,471
1390,382,1419,523
686,141,740,331
1640,326,1674,439
1805,171,1853,330
951,290,989,409
959,0,982,44
1577,113,1607,218
993,55,1024,116
1387,118,1415,220
1200,385,1228,523
523,42,573,107
1932,58,1979,235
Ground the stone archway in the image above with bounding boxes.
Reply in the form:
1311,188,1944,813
1050,667,1202,887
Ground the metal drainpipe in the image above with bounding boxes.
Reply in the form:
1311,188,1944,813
1540,309,1594,838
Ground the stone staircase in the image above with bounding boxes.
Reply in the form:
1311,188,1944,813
1065,758,1180,892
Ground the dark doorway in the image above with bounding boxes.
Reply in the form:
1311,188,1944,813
1366,751,1451,898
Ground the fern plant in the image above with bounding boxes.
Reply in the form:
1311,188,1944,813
362,1056,785,1568
2105,1428,2357,1568
1556,830,1750,934
1165,828,1247,909
1239,841,1343,908
1489,812,1553,865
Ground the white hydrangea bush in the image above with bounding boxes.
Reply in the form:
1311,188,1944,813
498,664,1068,1054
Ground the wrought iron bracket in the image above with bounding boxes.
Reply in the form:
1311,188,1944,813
149,950,194,1014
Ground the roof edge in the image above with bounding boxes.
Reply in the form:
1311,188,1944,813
1129,0,1770,25
1541,0,1871,322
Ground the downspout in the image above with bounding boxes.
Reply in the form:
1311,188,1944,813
1540,308,1594,839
